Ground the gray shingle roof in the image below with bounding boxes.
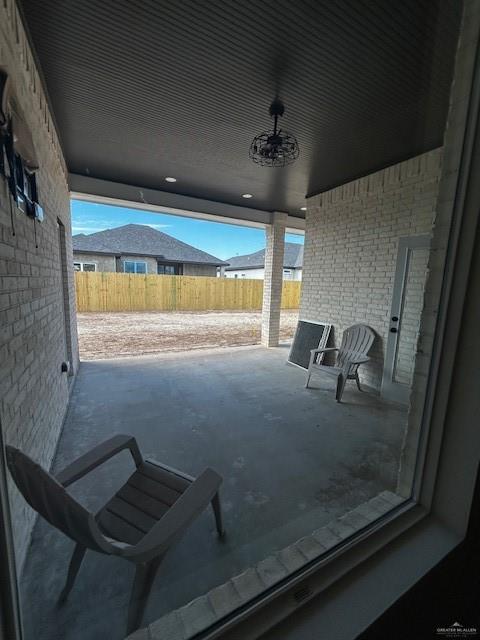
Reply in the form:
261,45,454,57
225,242,303,270
72,224,227,265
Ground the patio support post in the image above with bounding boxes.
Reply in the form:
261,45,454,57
261,212,287,347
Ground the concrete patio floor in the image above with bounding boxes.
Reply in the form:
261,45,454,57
21,345,407,640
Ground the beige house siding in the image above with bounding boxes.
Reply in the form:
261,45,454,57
286,268,302,282
1,1,79,569
225,268,265,279
300,147,443,391
225,267,302,280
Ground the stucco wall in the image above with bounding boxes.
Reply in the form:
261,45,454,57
183,263,218,277
1,0,79,570
118,255,158,274
300,148,443,391
73,252,116,272
73,253,218,276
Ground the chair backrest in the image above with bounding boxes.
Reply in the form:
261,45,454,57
336,324,375,372
5,446,107,552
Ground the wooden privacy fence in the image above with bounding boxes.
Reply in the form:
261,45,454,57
75,272,301,312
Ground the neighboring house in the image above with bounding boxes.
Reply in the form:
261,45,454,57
72,223,227,276
224,242,304,280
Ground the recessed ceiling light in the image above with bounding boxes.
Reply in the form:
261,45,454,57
165,177,177,182
300,206,307,211
242,193,253,198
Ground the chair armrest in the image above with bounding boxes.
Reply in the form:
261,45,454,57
56,435,143,487
145,459,195,484
348,355,370,365
308,347,338,368
310,347,338,355
126,468,222,562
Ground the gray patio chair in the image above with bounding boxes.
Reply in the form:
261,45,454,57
5,434,224,634
305,324,375,402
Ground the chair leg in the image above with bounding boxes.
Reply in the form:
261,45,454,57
305,370,312,388
127,557,163,635
355,372,362,392
336,373,347,402
212,492,225,537
58,543,86,604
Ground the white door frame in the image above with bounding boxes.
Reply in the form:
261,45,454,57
381,234,431,404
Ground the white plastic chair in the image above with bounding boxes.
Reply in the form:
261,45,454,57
6,435,224,634
305,324,375,401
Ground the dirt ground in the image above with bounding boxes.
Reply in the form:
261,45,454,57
77,310,299,359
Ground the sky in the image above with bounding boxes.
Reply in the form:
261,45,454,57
71,200,303,260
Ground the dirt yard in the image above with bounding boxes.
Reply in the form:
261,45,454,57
77,310,299,359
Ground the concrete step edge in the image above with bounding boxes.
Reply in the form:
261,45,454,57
127,490,404,640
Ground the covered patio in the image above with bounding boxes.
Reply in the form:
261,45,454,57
2,0,476,639
21,345,405,640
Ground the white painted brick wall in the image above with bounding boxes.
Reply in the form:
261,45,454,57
0,0,79,569
261,213,287,347
300,148,443,391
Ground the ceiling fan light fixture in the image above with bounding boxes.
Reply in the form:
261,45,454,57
250,99,299,167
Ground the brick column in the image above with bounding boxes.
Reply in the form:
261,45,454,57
261,212,287,347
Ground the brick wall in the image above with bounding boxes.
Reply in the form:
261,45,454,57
300,148,443,390
0,0,79,569
261,213,287,347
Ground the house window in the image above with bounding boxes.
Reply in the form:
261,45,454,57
123,261,147,274
157,262,182,275
73,262,97,272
